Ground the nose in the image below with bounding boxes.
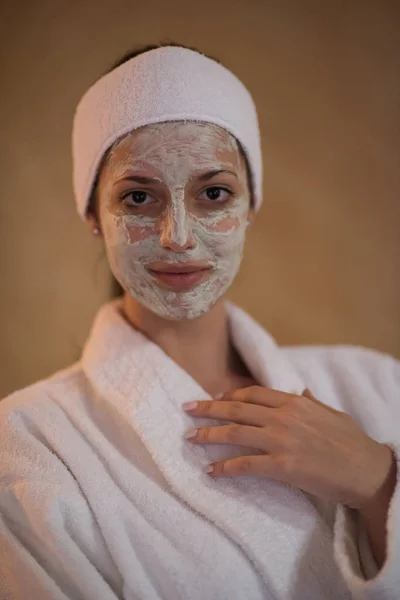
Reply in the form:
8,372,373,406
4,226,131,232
159,200,196,252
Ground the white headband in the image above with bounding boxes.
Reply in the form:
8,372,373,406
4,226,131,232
72,46,263,220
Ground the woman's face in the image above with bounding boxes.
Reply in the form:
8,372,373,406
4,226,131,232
96,121,253,320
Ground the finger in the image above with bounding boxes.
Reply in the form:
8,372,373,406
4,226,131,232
188,424,271,452
302,387,341,415
208,454,280,478
184,399,270,426
221,386,295,408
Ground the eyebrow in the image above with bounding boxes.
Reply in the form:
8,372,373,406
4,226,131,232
113,175,161,186
197,169,238,181
113,169,237,186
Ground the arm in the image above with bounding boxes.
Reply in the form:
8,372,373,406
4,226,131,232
334,441,400,598
0,401,122,600
0,480,121,600
358,445,398,569
333,351,400,599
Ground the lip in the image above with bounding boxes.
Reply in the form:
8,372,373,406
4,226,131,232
147,263,213,290
147,262,212,273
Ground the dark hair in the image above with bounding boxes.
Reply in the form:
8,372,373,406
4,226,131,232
107,41,223,72
89,42,254,297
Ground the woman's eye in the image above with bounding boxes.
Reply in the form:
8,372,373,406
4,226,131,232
201,187,233,202
121,190,152,207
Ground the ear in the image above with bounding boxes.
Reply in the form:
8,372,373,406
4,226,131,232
247,206,256,226
87,212,102,237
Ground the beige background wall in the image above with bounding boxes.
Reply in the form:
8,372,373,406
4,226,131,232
1,0,399,399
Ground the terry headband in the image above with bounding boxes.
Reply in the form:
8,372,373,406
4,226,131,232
72,46,263,220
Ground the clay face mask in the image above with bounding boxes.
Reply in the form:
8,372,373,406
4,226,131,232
97,121,251,320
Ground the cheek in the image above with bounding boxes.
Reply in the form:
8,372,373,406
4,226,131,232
196,217,247,258
126,224,156,244
205,216,241,233
102,212,157,246
196,198,248,239
199,210,246,242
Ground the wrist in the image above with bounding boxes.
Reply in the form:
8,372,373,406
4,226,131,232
359,445,397,518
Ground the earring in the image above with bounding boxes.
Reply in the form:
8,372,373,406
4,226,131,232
93,227,101,236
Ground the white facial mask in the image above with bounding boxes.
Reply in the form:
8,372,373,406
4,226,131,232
98,122,250,320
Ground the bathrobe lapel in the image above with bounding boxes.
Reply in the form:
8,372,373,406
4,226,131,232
82,299,349,599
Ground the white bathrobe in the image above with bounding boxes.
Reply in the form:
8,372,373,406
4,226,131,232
1,298,399,600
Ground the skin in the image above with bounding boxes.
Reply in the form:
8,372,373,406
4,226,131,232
90,121,256,396
183,388,397,571
96,121,252,321
89,121,396,573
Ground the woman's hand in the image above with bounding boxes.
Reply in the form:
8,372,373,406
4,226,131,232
182,386,395,510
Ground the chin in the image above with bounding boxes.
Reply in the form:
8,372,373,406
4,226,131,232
147,292,224,321
150,303,213,321
123,274,230,321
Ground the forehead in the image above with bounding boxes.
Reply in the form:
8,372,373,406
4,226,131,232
104,121,243,172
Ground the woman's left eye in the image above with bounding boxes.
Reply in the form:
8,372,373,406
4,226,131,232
200,187,233,202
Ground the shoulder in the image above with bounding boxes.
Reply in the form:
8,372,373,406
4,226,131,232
281,344,400,437
0,363,88,484
281,343,399,391
0,362,87,417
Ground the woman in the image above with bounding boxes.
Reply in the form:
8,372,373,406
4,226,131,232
0,43,399,600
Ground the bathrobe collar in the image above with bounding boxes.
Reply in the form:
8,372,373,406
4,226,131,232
81,297,346,599
82,297,306,404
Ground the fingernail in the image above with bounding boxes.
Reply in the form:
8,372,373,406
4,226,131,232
214,393,224,400
206,464,214,473
182,401,198,411
184,428,197,439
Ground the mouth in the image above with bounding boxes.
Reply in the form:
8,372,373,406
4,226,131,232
147,262,213,290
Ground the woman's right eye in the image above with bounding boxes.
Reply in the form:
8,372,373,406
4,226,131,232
120,190,152,207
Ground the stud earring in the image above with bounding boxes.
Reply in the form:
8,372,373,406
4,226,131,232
93,227,101,236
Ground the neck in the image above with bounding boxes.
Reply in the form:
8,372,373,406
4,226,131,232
121,293,248,396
